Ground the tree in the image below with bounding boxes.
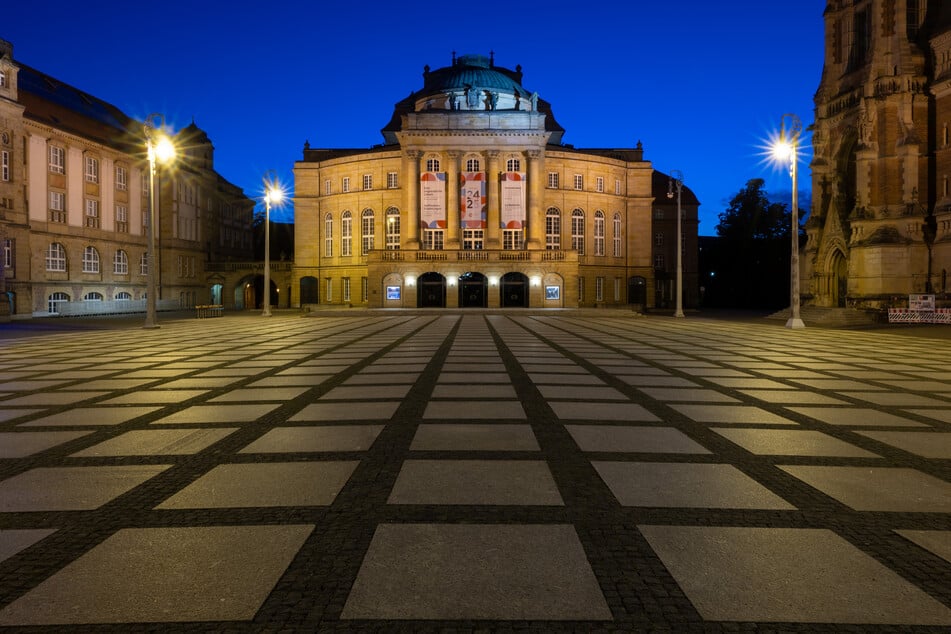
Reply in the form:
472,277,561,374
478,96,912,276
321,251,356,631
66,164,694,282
702,179,806,310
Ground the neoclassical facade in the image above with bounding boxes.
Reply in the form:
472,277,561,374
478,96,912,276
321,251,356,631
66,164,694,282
0,39,254,318
806,1,951,308
294,53,698,309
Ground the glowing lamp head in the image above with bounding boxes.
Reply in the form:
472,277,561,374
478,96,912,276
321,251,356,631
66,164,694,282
265,188,284,205
153,136,176,164
772,140,794,162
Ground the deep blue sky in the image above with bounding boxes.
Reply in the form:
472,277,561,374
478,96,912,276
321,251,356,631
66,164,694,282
5,1,825,233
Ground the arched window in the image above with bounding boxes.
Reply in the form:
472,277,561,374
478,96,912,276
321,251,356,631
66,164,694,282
48,292,69,314
545,208,561,250
426,156,440,172
46,243,67,271
115,291,132,300
361,209,375,255
594,210,605,256
386,207,400,250
506,157,521,172
324,213,333,257
83,292,104,301
341,210,352,256
466,158,481,172
114,250,129,274
82,246,100,273
571,209,585,254
613,212,623,257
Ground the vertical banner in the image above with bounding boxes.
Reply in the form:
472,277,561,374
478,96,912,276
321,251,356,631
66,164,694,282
420,172,446,229
460,172,486,228
501,172,526,228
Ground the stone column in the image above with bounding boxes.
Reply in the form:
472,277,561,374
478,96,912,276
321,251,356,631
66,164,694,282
446,150,461,248
526,149,543,248
403,150,422,248
486,150,501,248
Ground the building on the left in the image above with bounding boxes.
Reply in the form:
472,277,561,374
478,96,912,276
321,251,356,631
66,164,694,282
0,39,254,319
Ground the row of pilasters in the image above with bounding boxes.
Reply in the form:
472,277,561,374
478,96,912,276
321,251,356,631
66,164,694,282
400,148,545,250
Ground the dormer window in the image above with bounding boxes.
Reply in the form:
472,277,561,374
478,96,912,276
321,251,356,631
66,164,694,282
0,69,6,88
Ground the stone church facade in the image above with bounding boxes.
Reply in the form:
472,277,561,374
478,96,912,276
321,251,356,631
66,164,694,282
806,1,951,308
293,53,699,310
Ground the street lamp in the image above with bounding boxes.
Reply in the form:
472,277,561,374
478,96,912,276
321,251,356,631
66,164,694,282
143,114,175,329
772,113,805,329
262,173,284,317
667,170,685,318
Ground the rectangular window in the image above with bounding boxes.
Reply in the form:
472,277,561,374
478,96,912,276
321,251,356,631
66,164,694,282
361,277,368,303
653,209,665,220
614,277,621,302
502,229,524,250
324,179,332,195
363,174,372,190
613,215,622,257
325,278,333,302
577,276,585,303
3,238,12,272
573,174,583,190
342,176,350,193
654,254,665,269
116,205,128,233
615,179,622,195
655,233,664,246
116,165,127,191
387,172,398,188
85,199,100,228
0,150,8,181
343,277,351,302
596,277,604,302
48,191,66,223
49,146,65,174
596,176,604,193
462,228,484,250
547,172,559,189
423,229,444,250
85,156,99,183
324,215,333,256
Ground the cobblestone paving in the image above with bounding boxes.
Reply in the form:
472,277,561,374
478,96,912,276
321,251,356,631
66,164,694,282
0,311,949,632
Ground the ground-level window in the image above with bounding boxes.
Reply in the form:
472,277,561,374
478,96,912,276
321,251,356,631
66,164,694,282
577,276,585,303
361,277,368,303
325,277,332,302
48,292,69,314
596,276,604,302
116,292,132,300
343,277,351,302
83,292,104,301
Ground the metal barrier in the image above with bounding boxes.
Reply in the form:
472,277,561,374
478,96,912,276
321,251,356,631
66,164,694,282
195,304,224,318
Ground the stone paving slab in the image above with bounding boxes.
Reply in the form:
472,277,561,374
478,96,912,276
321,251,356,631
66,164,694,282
0,311,950,631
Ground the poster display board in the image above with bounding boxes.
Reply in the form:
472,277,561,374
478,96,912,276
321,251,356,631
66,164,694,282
500,172,526,228
420,172,446,229
460,172,486,228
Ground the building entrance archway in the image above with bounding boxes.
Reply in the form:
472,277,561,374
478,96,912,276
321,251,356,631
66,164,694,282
459,272,487,307
418,272,446,308
501,272,529,307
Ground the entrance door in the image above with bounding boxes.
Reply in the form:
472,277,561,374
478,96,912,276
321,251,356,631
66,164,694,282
418,272,446,308
628,276,646,306
501,272,528,307
831,252,848,308
459,272,487,307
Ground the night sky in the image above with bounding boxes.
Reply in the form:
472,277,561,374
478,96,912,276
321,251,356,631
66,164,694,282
4,1,824,232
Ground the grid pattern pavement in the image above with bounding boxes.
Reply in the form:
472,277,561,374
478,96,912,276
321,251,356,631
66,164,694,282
0,311,949,631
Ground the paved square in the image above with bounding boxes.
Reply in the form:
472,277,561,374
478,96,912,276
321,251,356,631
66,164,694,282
341,524,611,620
0,526,312,624
638,526,951,624
2,312,951,630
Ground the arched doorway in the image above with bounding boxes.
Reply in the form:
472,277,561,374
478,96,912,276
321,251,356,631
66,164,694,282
418,272,446,308
501,272,529,307
628,276,646,306
459,272,487,307
831,251,848,307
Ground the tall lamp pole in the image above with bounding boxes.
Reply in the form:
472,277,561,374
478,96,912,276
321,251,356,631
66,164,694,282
143,114,175,329
774,114,805,329
667,170,685,318
262,173,284,317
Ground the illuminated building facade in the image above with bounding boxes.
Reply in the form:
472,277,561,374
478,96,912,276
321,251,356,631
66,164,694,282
0,39,253,318
806,1,951,308
294,53,699,309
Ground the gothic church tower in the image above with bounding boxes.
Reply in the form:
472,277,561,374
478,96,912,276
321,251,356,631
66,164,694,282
807,0,951,308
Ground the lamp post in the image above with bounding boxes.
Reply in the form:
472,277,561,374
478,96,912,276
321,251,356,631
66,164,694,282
262,173,284,317
773,114,805,329
667,170,685,318
143,114,175,329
